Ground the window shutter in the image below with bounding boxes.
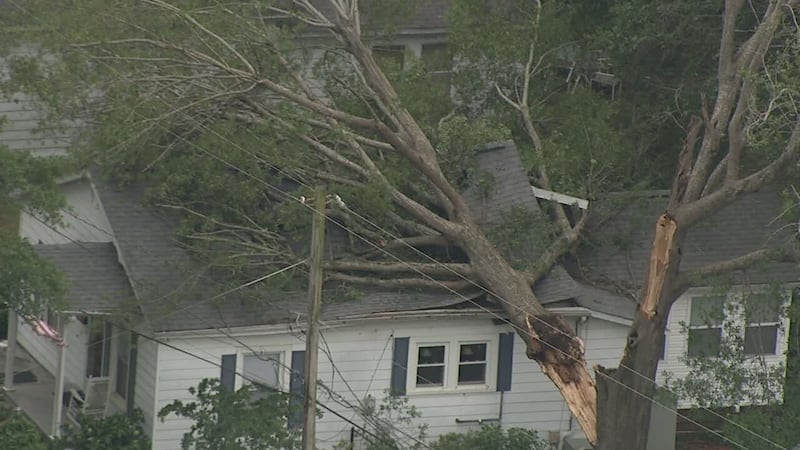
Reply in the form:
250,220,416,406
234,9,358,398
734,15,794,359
496,332,514,392
390,337,410,396
288,350,305,429
221,354,236,391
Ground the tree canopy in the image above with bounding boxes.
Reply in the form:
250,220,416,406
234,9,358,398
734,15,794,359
4,1,800,448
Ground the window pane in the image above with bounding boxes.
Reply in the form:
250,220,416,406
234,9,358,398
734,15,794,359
418,345,445,365
744,325,778,355
745,293,781,324
458,363,486,385
688,328,721,358
373,45,405,72
690,296,725,326
459,343,486,363
416,366,444,386
243,353,281,390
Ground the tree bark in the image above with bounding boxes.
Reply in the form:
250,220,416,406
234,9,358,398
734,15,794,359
457,223,599,445
596,215,684,450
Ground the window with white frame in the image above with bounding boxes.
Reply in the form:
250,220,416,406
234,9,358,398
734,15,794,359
687,295,725,358
743,293,782,355
457,343,487,385
416,345,446,387
242,352,282,396
687,292,785,359
412,340,492,391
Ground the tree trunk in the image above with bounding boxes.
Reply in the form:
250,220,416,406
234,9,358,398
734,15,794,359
457,224,599,445
596,214,685,449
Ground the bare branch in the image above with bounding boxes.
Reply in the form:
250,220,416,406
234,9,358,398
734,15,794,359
325,261,474,278
673,248,787,295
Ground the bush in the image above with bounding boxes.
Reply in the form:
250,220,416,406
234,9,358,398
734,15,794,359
58,409,151,450
0,404,49,450
431,425,548,450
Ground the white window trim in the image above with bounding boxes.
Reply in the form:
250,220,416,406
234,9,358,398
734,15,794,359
235,349,289,392
406,336,498,395
686,290,788,359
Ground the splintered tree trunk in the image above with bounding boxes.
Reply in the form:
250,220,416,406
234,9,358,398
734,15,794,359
596,214,684,450
459,226,599,445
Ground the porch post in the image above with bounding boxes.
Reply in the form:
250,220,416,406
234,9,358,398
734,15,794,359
50,317,67,437
3,310,18,391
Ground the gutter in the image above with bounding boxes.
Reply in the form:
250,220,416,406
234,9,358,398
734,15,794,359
156,306,618,339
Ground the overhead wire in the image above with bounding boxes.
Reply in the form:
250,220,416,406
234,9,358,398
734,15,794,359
4,2,784,447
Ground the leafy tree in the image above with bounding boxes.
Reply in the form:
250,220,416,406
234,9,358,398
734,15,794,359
5,1,800,448
158,378,299,450
334,393,427,450
667,286,800,448
0,142,69,321
57,409,151,450
0,403,50,450
431,425,548,450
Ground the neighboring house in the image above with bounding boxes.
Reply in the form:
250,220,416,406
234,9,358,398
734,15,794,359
577,189,797,436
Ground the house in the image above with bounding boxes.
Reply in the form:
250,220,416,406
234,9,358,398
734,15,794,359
2,139,647,450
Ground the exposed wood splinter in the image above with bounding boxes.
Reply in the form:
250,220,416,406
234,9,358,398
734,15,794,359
641,214,678,320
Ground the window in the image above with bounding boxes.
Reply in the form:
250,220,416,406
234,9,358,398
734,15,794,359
373,45,405,73
421,43,451,92
411,339,494,391
86,319,112,378
458,343,487,385
744,294,782,355
688,296,724,358
242,352,282,395
115,329,131,399
416,345,446,387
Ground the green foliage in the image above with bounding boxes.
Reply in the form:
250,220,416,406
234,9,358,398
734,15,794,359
431,425,548,450
668,286,800,447
158,378,299,450
0,142,69,316
0,404,50,450
0,231,66,317
335,393,426,450
488,207,557,271
58,410,151,450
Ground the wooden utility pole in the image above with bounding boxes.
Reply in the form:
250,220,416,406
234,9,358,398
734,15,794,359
302,186,325,450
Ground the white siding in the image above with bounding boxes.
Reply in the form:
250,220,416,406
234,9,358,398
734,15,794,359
134,333,159,438
151,315,631,449
16,315,88,390
19,178,113,245
657,289,790,408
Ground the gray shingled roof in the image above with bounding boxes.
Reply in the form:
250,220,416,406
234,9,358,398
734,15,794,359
33,242,135,314
286,0,449,33
85,139,606,331
579,190,799,292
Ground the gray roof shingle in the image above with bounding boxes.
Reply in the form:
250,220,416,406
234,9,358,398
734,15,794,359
579,190,799,291
33,242,135,314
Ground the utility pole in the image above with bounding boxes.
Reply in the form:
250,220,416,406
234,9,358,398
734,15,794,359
302,186,325,450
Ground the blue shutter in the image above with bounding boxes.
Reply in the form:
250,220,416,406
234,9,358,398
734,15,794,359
496,332,514,392
288,350,305,429
390,337,410,396
221,354,236,391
